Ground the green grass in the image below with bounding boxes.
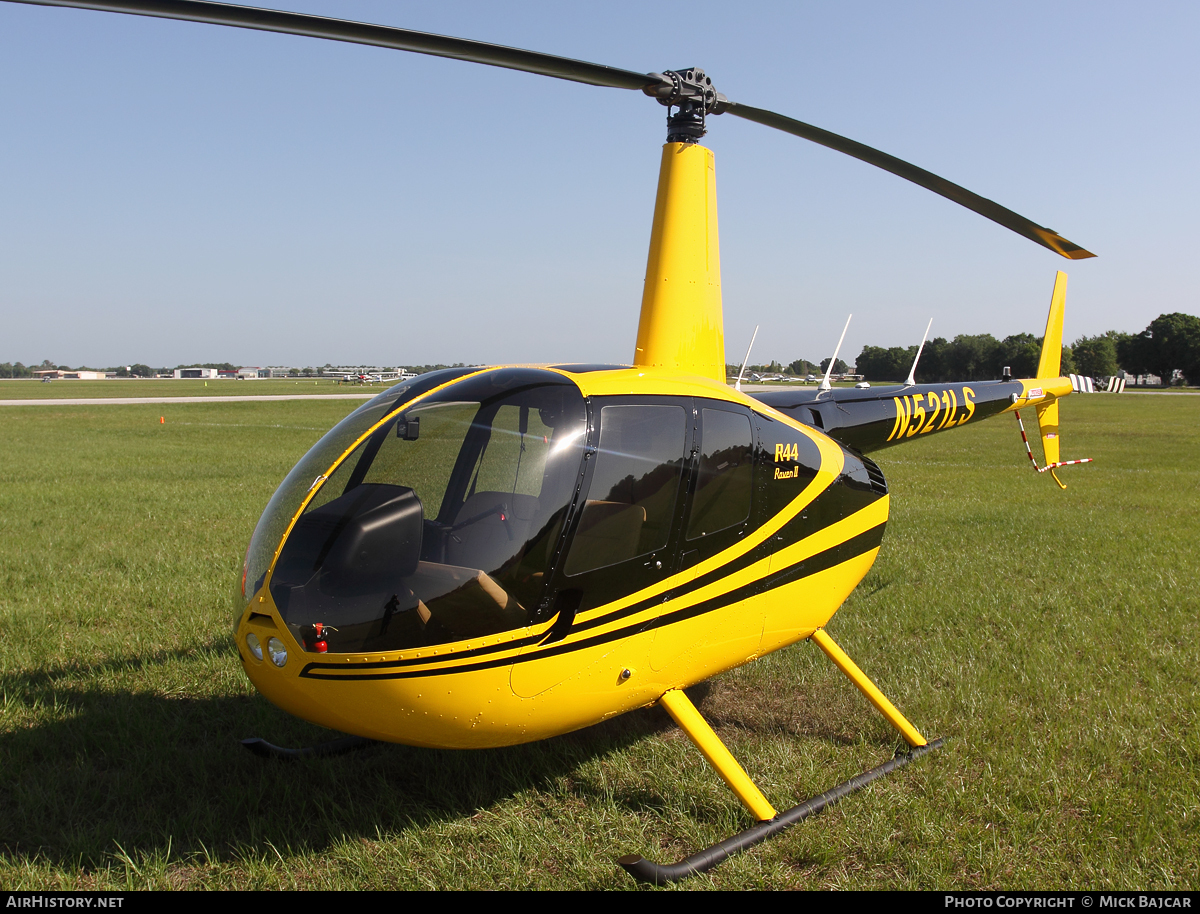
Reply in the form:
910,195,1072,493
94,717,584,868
1,395,1196,889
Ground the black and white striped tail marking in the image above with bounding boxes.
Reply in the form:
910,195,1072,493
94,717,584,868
1071,374,1125,394
1014,411,1094,475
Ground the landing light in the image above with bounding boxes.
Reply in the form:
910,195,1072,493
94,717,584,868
267,637,288,668
246,632,263,662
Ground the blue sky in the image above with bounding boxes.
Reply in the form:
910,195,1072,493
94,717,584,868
2,1,1197,369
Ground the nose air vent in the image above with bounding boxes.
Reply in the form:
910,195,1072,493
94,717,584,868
861,456,888,495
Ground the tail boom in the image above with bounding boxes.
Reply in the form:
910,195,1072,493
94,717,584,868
751,270,1090,485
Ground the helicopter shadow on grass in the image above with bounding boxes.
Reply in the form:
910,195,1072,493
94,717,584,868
0,637,898,871
0,638,678,869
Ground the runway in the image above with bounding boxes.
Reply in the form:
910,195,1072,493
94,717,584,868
0,394,379,407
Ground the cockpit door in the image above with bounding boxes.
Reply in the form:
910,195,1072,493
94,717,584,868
554,397,693,609
510,396,693,698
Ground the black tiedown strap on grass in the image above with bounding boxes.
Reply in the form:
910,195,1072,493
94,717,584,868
617,737,945,885
241,735,375,760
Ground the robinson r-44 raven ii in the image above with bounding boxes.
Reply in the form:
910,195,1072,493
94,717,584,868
10,0,1095,884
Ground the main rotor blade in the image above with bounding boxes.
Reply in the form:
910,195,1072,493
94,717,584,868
724,101,1094,260
10,0,659,90
11,1,1093,259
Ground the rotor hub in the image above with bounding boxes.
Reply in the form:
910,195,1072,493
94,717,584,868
643,68,730,143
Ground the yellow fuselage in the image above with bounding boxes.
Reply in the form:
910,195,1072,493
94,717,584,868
236,367,886,748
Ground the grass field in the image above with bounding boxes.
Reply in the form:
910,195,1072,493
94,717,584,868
1,393,1196,890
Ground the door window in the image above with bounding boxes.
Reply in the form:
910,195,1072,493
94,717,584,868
564,403,689,577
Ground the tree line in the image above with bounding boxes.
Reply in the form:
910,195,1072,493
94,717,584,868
855,313,1200,385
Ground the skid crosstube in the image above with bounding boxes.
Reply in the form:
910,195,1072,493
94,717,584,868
619,627,938,884
618,737,944,885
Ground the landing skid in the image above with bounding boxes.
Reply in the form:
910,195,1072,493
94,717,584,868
618,738,944,885
240,734,375,760
619,627,942,884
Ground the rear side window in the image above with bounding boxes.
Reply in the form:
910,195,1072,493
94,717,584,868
687,408,754,540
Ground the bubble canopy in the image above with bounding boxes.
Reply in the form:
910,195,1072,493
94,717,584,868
236,368,588,654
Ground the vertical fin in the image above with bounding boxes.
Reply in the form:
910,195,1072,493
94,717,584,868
1036,271,1068,380
1035,271,1068,479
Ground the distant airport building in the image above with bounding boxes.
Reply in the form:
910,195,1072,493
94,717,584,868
174,368,220,379
328,366,410,381
33,369,109,380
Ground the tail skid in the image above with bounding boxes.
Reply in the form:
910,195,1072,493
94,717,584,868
1014,410,1093,488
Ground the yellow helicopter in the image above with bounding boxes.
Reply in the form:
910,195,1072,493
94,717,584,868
12,0,1095,883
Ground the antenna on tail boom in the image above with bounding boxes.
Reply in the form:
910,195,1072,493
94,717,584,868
904,318,933,387
735,325,759,392
819,315,852,392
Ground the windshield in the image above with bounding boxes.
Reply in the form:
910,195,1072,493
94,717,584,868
257,368,587,655
236,368,478,615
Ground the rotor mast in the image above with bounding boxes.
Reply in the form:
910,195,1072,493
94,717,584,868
634,69,728,384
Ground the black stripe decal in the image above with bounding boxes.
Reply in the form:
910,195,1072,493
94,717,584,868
299,522,886,682
551,477,880,639
299,464,882,678
299,630,545,675
298,479,844,677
